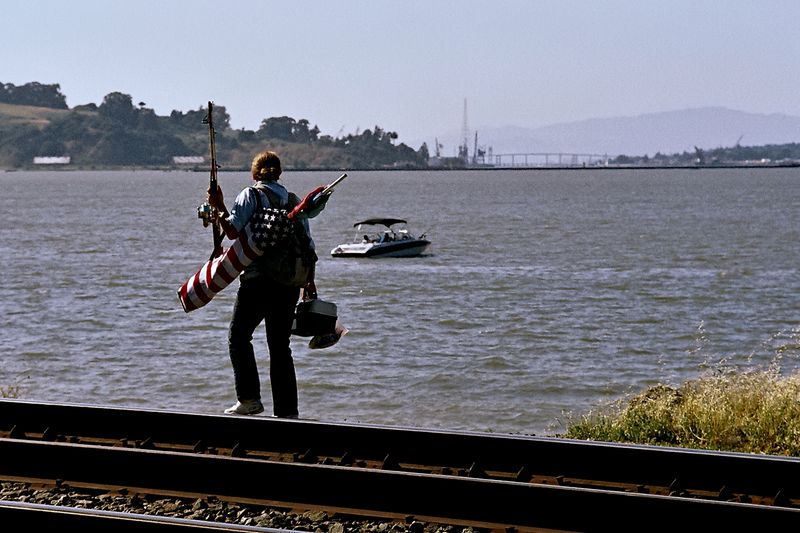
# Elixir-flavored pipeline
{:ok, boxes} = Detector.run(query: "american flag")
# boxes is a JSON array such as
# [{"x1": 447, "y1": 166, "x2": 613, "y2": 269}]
[{"x1": 177, "y1": 208, "x2": 293, "y2": 313}]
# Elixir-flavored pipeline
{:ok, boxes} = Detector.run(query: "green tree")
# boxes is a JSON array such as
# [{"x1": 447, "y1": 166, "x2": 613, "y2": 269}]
[
  {"x1": 237, "y1": 129, "x2": 256, "y2": 142},
  {"x1": 417, "y1": 142, "x2": 430, "y2": 161},
  {"x1": 294, "y1": 119, "x2": 320, "y2": 143},
  {"x1": 258, "y1": 116, "x2": 296, "y2": 140},
  {"x1": 98, "y1": 92, "x2": 136, "y2": 124},
  {"x1": 0, "y1": 81, "x2": 68, "y2": 109},
  {"x1": 169, "y1": 105, "x2": 230, "y2": 132}
]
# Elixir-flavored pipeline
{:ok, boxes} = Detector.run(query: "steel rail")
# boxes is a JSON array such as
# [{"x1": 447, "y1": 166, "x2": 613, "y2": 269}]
[
  {"x1": 0, "y1": 399, "x2": 798, "y2": 506},
  {"x1": 0, "y1": 500, "x2": 294, "y2": 532},
  {"x1": 1, "y1": 437, "x2": 799, "y2": 531}
]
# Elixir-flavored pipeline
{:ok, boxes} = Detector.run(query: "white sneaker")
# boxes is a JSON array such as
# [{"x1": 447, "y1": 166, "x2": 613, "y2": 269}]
[{"x1": 224, "y1": 399, "x2": 264, "y2": 415}]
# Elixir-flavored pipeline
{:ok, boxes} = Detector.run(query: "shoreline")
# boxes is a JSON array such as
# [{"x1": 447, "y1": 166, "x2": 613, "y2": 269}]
[{"x1": 3, "y1": 163, "x2": 800, "y2": 173}]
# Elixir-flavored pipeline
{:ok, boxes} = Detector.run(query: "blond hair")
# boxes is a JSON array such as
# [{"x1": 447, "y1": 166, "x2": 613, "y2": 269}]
[{"x1": 250, "y1": 151, "x2": 282, "y2": 181}]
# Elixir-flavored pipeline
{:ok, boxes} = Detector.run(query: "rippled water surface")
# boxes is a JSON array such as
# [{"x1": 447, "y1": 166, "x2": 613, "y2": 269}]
[{"x1": 1, "y1": 168, "x2": 798, "y2": 435}]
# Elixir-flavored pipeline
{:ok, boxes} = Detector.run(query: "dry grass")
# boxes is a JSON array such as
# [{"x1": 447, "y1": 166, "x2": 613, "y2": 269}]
[
  {"x1": 564, "y1": 369, "x2": 800, "y2": 456},
  {"x1": 0, "y1": 102, "x2": 67, "y2": 126}
]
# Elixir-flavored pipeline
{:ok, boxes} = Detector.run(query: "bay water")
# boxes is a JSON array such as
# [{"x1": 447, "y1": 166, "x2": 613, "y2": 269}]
[{"x1": 1, "y1": 168, "x2": 798, "y2": 436}]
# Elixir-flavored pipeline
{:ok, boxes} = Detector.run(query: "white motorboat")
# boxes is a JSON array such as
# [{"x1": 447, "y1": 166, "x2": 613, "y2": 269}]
[{"x1": 330, "y1": 218, "x2": 430, "y2": 258}]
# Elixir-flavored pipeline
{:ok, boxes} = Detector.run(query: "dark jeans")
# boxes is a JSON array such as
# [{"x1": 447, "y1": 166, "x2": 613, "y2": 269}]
[{"x1": 228, "y1": 276, "x2": 301, "y2": 417}]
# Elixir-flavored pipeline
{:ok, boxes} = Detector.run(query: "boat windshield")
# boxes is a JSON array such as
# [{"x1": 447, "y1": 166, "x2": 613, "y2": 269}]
[{"x1": 353, "y1": 218, "x2": 407, "y2": 228}]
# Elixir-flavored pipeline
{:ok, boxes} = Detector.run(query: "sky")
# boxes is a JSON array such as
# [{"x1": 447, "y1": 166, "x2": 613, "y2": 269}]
[{"x1": 3, "y1": 1, "x2": 799, "y2": 149}]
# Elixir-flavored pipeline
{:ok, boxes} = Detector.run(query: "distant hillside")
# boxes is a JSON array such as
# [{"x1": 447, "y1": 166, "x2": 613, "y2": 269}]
[
  {"x1": 426, "y1": 107, "x2": 800, "y2": 157},
  {"x1": 0, "y1": 84, "x2": 427, "y2": 170},
  {"x1": 0, "y1": 102, "x2": 426, "y2": 170}
]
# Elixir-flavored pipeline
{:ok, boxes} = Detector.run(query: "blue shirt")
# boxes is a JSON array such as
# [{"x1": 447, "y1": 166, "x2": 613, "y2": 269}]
[{"x1": 226, "y1": 179, "x2": 316, "y2": 249}]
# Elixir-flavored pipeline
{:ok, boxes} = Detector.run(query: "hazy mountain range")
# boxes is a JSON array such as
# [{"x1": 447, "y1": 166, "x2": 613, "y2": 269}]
[{"x1": 418, "y1": 107, "x2": 800, "y2": 157}]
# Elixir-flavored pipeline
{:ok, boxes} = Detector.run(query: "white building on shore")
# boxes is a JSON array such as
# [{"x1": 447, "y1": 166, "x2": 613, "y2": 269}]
[{"x1": 33, "y1": 156, "x2": 71, "y2": 165}]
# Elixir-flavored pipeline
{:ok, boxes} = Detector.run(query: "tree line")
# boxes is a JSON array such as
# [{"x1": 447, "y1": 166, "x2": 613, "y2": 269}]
[
  {"x1": 0, "y1": 82, "x2": 428, "y2": 169},
  {"x1": 611, "y1": 143, "x2": 800, "y2": 167},
  {"x1": 0, "y1": 81, "x2": 68, "y2": 109}
]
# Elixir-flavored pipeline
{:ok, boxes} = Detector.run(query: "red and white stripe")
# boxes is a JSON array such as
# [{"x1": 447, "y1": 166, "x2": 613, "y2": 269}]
[
  {"x1": 177, "y1": 225, "x2": 262, "y2": 313},
  {"x1": 177, "y1": 183, "x2": 330, "y2": 313}
]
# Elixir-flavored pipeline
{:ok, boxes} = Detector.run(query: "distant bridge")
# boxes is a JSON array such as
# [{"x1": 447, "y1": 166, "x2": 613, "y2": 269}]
[{"x1": 489, "y1": 152, "x2": 609, "y2": 167}]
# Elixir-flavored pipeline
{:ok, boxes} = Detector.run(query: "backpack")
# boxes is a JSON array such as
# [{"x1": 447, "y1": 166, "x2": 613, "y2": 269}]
[{"x1": 247, "y1": 185, "x2": 318, "y2": 287}]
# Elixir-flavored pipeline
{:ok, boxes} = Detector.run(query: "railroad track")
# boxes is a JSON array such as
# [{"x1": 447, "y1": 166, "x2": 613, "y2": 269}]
[
  {"x1": 0, "y1": 499, "x2": 282, "y2": 531},
  {"x1": 1, "y1": 399, "x2": 799, "y2": 531}
]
